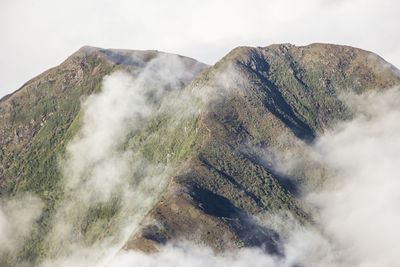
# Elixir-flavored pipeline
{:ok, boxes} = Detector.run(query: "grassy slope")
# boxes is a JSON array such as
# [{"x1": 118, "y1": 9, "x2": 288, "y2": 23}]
[
  {"x1": 0, "y1": 47, "x2": 206, "y2": 265},
  {"x1": 125, "y1": 43, "x2": 400, "y2": 253},
  {"x1": 0, "y1": 47, "x2": 120, "y2": 264},
  {"x1": 1, "y1": 43, "x2": 400, "y2": 263}
]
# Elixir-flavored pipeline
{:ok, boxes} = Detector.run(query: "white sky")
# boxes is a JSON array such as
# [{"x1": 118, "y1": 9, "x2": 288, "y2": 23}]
[{"x1": 1, "y1": 0, "x2": 399, "y2": 98}]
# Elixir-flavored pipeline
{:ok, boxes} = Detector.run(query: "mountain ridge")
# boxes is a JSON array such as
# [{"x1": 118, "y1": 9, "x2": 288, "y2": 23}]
[
  {"x1": 0, "y1": 43, "x2": 399, "y2": 265},
  {"x1": 123, "y1": 42, "x2": 400, "y2": 252}
]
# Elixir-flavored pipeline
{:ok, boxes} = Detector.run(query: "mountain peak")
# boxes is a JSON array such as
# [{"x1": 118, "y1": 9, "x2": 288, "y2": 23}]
[{"x1": 1, "y1": 43, "x2": 399, "y2": 265}]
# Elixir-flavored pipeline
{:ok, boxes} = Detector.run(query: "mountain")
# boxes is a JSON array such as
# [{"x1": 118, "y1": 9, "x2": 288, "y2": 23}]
[
  {"x1": 0, "y1": 43, "x2": 399, "y2": 266},
  {"x1": 123, "y1": 43, "x2": 400, "y2": 252},
  {"x1": 0, "y1": 46, "x2": 207, "y2": 265}
]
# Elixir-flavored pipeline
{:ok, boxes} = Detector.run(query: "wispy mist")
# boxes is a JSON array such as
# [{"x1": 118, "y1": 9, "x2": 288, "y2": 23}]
[
  {"x1": 39, "y1": 53, "x2": 205, "y2": 265},
  {"x1": 0, "y1": 194, "x2": 43, "y2": 256},
  {"x1": 308, "y1": 88, "x2": 400, "y2": 266}
]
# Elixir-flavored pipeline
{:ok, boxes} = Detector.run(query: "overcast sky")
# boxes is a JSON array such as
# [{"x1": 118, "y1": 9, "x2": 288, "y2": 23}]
[{"x1": 1, "y1": 0, "x2": 399, "y2": 98}]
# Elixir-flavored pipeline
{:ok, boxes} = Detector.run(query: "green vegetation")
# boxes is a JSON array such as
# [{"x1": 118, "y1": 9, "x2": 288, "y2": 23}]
[
  {"x1": 1, "y1": 43, "x2": 400, "y2": 264},
  {"x1": 0, "y1": 47, "x2": 207, "y2": 265},
  {"x1": 125, "y1": 43, "x2": 400, "y2": 252},
  {"x1": 0, "y1": 50, "x2": 116, "y2": 264}
]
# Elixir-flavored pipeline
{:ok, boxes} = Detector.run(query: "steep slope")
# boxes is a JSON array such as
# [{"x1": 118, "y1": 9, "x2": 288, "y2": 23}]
[
  {"x1": 0, "y1": 47, "x2": 207, "y2": 265},
  {"x1": 124, "y1": 43, "x2": 400, "y2": 253},
  {"x1": 1, "y1": 43, "x2": 400, "y2": 266}
]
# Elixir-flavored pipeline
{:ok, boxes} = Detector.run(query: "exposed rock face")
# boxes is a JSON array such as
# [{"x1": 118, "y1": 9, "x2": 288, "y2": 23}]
[{"x1": 1, "y1": 43, "x2": 399, "y2": 265}]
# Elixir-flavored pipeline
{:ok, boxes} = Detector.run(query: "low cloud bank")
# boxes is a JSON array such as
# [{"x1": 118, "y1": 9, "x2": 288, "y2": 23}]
[{"x1": 308, "y1": 88, "x2": 400, "y2": 266}]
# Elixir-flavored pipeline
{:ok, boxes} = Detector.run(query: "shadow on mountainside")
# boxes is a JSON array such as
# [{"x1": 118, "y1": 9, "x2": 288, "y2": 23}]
[
  {"x1": 190, "y1": 186, "x2": 282, "y2": 256},
  {"x1": 240, "y1": 53, "x2": 316, "y2": 143}
]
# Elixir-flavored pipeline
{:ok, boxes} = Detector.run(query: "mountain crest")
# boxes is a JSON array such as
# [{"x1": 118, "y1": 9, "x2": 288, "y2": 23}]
[{"x1": 0, "y1": 43, "x2": 399, "y2": 265}]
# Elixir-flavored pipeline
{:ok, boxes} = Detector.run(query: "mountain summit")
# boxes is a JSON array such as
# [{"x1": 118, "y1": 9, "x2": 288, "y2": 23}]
[{"x1": 0, "y1": 43, "x2": 399, "y2": 266}]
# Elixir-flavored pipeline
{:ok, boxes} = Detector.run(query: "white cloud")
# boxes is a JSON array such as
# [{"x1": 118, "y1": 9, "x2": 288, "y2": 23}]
[
  {"x1": 1, "y1": 0, "x2": 400, "y2": 97},
  {"x1": 40, "y1": 53, "x2": 205, "y2": 264},
  {"x1": 307, "y1": 88, "x2": 400, "y2": 267},
  {"x1": 0, "y1": 194, "x2": 43, "y2": 254}
]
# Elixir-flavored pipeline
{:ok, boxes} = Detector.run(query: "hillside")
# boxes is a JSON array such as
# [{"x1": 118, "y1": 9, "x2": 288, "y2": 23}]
[
  {"x1": 0, "y1": 46, "x2": 207, "y2": 265},
  {"x1": 124, "y1": 43, "x2": 400, "y2": 253},
  {"x1": 1, "y1": 43, "x2": 399, "y2": 266}
]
